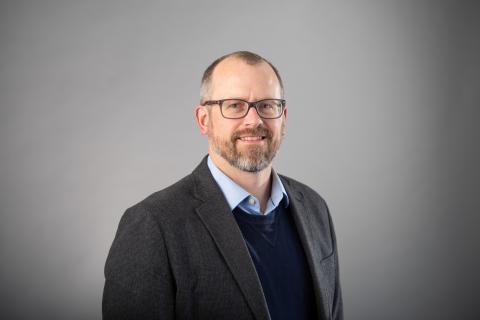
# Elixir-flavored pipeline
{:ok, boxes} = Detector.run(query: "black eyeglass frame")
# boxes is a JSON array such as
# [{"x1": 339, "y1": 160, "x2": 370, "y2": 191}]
[{"x1": 202, "y1": 98, "x2": 286, "y2": 119}]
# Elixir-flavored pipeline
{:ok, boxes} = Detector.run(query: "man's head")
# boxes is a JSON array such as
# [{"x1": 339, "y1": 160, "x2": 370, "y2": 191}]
[
  {"x1": 195, "y1": 51, "x2": 287, "y2": 173},
  {"x1": 200, "y1": 51, "x2": 284, "y2": 105}
]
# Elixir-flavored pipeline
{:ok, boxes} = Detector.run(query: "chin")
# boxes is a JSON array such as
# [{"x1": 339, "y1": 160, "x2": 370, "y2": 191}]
[{"x1": 232, "y1": 154, "x2": 273, "y2": 173}]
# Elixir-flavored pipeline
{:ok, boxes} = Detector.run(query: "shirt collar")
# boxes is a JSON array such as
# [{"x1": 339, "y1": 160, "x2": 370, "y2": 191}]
[{"x1": 207, "y1": 155, "x2": 289, "y2": 214}]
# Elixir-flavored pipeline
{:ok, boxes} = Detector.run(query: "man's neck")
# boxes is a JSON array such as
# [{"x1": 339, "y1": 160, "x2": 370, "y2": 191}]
[{"x1": 209, "y1": 151, "x2": 272, "y2": 213}]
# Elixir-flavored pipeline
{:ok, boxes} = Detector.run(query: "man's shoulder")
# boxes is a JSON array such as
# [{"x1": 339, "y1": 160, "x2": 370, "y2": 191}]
[
  {"x1": 278, "y1": 173, "x2": 330, "y2": 216},
  {"x1": 279, "y1": 174, "x2": 326, "y2": 201},
  {"x1": 125, "y1": 172, "x2": 199, "y2": 220}
]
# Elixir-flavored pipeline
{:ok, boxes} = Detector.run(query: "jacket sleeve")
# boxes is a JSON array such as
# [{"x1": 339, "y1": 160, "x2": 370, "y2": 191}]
[
  {"x1": 329, "y1": 207, "x2": 343, "y2": 320},
  {"x1": 102, "y1": 205, "x2": 175, "y2": 320}
]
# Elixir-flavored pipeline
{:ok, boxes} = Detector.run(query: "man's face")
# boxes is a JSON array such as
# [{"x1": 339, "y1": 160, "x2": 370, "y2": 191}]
[{"x1": 205, "y1": 58, "x2": 286, "y2": 172}]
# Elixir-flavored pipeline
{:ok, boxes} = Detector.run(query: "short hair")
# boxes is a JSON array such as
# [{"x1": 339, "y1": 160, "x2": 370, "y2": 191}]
[{"x1": 200, "y1": 51, "x2": 284, "y2": 104}]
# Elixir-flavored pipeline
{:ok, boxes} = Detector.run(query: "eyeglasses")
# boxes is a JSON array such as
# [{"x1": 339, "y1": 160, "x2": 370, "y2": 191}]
[{"x1": 202, "y1": 99, "x2": 286, "y2": 119}]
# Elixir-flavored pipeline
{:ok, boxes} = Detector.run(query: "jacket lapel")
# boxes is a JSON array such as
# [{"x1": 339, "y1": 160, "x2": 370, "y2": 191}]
[
  {"x1": 192, "y1": 157, "x2": 270, "y2": 320},
  {"x1": 281, "y1": 179, "x2": 331, "y2": 320}
]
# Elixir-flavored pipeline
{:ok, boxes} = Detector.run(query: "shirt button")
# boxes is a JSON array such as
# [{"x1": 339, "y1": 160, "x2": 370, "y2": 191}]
[{"x1": 248, "y1": 197, "x2": 256, "y2": 205}]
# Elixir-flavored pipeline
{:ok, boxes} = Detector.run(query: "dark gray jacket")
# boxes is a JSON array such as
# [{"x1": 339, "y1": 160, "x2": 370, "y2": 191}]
[{"x1": 103, "y1": 156, "x2": 343, "y2": 320}]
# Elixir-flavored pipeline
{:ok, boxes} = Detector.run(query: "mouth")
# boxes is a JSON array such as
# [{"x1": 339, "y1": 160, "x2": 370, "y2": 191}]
[
  {"x1": 236, "y1": 135, "x2": 266, "y2": 144},
  {"x1": 238, "y1": 136, "x2": 266, "y2": 141},
  {"x1": 233, "y1": 127, "x2": 271, "y2": 145}
]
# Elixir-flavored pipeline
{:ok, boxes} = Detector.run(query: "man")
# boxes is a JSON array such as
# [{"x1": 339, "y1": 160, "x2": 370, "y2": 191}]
[{"x1": 103, "y1": 51, "x2": 343, "y2": 320}]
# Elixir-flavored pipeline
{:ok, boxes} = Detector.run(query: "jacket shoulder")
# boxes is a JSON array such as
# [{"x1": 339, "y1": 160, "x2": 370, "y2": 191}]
[
  {"x1": 125, "y1": 172, "x2": 200, "y2": 221},
  {"x1": 279, "y1": 174, "x2": 328, "y2": 207}
]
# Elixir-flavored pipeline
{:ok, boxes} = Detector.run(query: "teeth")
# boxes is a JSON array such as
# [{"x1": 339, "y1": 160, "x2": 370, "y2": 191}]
[{"x1": 240, "y1": 136, "x2": 263, "y2": 141}]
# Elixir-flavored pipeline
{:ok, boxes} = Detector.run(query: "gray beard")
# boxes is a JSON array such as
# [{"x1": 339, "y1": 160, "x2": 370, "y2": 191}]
[
  {"x1": 207, "y1": 121, "x2": 283, "y2": 173},
  {"x1": 209, "y1": 126, "x2": 282, "y2": 172},
  {"x1": 210, "y1": 141, "x2": 274, "y2": 172}
]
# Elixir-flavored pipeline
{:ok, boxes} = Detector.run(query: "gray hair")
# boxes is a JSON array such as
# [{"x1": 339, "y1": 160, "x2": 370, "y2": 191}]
[{"x1": 199, "y1": 51, "x2": 284, "y2": 104}]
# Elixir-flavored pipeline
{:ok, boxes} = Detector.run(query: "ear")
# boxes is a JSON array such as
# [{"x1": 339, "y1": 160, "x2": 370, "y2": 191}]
[
  {"x1": 281, "y1": 105, "x2": 288, "y2": 136},
  {"x1": 195, "y1": 105, "x2": 209, "y2": 134}
]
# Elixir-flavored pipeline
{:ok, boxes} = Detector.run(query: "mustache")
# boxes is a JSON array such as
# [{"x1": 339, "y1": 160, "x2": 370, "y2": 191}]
[{"x1": 231, "y1": 126, "x2": 272, "y2": 141}]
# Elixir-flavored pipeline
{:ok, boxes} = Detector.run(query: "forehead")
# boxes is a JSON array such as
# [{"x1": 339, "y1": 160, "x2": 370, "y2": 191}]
[{"x1": 209, "y1": 57, "x2": 281, "y2": 99}]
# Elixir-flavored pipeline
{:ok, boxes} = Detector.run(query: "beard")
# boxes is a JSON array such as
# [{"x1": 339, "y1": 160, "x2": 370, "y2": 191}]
[{"x1": 209, "y1": 123, "x2": 283, "y2": 173}]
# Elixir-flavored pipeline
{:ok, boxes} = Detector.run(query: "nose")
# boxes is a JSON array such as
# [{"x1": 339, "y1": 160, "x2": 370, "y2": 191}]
[{"x1": 242, "y1": 105, "x2": 263, "y2": 127}]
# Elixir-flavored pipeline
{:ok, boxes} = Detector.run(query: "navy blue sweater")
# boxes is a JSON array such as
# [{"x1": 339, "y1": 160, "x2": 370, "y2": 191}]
[{"x1": 233, "y1": 205, "x2": 317, "y2": 320}]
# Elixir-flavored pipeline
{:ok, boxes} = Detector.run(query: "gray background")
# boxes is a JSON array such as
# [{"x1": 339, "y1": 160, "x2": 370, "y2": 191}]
[{"x1": 1, "y1": 0, "x2": 479, "y2": 319}]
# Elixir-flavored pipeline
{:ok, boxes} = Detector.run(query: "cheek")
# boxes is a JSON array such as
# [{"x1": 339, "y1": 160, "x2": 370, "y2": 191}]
[
  {"x1": 210, "y1": 120, "x2": 235, "y2": 139},
  {"x1": 272, "y1": 122, "x2": 285, "y2": 137}
]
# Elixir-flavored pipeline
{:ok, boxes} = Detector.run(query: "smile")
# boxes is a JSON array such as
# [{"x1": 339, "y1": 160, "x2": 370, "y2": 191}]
[{"x1": 238, "y1": 136, "x2": 265, "y2": 141}]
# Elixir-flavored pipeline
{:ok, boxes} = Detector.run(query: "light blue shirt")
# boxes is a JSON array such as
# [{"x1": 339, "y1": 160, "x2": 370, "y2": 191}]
[{"x1": 207, "y1": 156, "x2": 289, "y2": 215}]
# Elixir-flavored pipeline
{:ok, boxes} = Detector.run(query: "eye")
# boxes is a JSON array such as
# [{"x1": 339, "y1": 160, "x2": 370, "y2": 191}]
[
  {"x1": 258, "y1": 102, "x2": 274, "y2": 110},
  {"x1": 224, "y1": 100, "x2": 246, "y2": 111},
  {"x1": 227, "y1": 103, "x2": 241, "y2": 109}
]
